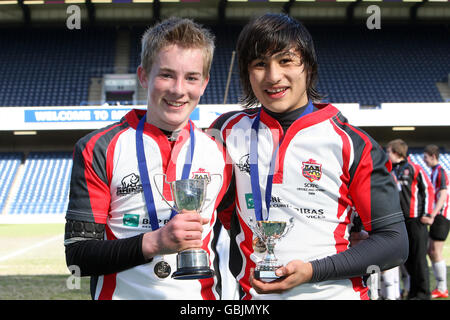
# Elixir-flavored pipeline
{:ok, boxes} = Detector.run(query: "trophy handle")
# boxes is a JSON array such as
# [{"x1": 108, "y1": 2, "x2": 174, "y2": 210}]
[
  {"x1": 279, "y1": 217, "x2": 294, "y2": 240},
  {"x1": 199, "y1": 173, "x2": 223, "y2": 213},
  {"x1": 248, "y1": 217, "x2": 264, "y2": 240},
  {"x1": 152, "y1": 173, "x2": 179, "y2": 213}
]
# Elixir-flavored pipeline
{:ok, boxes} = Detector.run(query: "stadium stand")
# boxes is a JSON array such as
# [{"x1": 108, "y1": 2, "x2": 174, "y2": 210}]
[
  {"x1": 0, "y1": 24, "x2": 447, "y2": 107},
  {"x1": 0, "y1": 27, "x2": 116, "y2": 107},
  {"x1": 0, "y1": 152, "x2": 23, "y2": 214},
  {"x1": 129, "y1": 24, "x2": 449, "y2": 106},
  {"x1": 6, "y1": 152, "x2": 72, "y2": 215}
]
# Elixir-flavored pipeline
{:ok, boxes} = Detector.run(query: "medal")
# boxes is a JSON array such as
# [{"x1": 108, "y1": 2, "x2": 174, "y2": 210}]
[
  {"x1": 154, "y1": 260, "x2": 171, "y2": 279},
  {"x1": 252, "y1": 237, "x2": 267, "y2": 253}
]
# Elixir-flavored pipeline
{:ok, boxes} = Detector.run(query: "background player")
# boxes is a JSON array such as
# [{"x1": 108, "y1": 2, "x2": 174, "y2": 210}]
[
  {"x1": 64, "y1": 17, "x2": 232, "y2": 300},
  {"x1": 386, "y1": 139, "x2": 434, "y2": 300},
  {"x1": 423, "y1": 144, "x2": 449, "y2": 299}
]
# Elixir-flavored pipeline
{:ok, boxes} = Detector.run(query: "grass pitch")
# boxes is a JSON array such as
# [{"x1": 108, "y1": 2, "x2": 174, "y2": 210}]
[{"x1": 0, "y1": 223, "x2": 449, "y2": 300}]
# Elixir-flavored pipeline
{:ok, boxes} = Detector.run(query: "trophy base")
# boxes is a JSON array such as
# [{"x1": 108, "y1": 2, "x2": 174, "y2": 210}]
[
  {"x1": 254, "y1": 270, "x2": 281, "y2": 282},
  {"x1": 172, "y1": 267, "x2": 215, "y2": 280}
]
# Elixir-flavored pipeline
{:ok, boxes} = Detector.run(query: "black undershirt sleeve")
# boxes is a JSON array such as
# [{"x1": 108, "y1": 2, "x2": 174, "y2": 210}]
[
  {"x1": 309, "y1": 220, "x2": 408, "y2": 282},
  {"x1": 65, "y1": 220, "x2": 151, "y2": 276}
]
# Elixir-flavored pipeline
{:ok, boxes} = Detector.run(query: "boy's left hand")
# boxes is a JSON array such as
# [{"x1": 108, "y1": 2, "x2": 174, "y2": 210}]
[{"x1": 249, "y1": 260, "x2": 313, "y2": 294}]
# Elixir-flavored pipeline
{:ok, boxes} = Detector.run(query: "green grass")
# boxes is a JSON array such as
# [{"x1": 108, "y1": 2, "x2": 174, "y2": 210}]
[{"x1": 0, "y1": 223, "x2": 449, "y2": 300}]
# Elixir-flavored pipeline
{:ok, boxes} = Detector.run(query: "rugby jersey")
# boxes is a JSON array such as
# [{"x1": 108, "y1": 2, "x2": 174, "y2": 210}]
[
  {"x1": 211, "y1": 103, "x2": 403, "y2": 300},
  {"x1": 392, "y1": 159, "x2": 434, "y2": 219},
  {"x1": 66, "y1": 109, "x2": 232, "y2": 300},
  {"x1": 430, "y1": 164, "x2": 449, "y2": 219}
]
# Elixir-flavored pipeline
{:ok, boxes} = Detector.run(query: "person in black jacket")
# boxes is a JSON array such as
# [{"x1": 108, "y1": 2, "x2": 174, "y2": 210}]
[{"x1": 386, "y1": 139, "x2": 434, "y2": 300}]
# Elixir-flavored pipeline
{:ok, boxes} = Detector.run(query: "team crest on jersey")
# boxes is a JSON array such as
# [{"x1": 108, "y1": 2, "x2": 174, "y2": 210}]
[
  {"x1": 116, "y1": 173, "x2": 143, "y2": 196},
  {"x1": 302, "y1": 159, "x2": 322, "y2": 182},
  {"x1": 237, "y1": 154, "x2": 250, "y2": 173},
  {"x1": 191, "y1": 168, "x2": 211, "y2": 182}
]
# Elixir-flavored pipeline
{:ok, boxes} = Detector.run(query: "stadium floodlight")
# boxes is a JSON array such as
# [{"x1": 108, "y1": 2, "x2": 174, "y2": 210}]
[
  {"x1": 23, "y1": 0, "x2": 44, "y2": 4},
  {"x1": 13, "y1": 131, "x2": 37, "y2": 135},
  {"x1": 132, "y1": 0, "x2": 153, "y2": 2},
  {"x1": 0, "y1": 1, "x2": 18, "y2": 4},
  {"x1": 91, "y1": 0, "x2": 112, "y2": 2},
  {"x1": 65, "y1": 0, "x2": 86, "y2": 4},
  {"x1": 392, "y1": 127, "x2": 416, "y2": 131}
]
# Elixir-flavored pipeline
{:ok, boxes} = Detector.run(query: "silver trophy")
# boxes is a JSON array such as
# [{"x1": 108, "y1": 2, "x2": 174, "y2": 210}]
[
  {"x1": 154, "y1": 173, "x2": 221, "y2": 280},
  {"x1": 248, "y1": 217, "x2": 294, "y2": 281}
]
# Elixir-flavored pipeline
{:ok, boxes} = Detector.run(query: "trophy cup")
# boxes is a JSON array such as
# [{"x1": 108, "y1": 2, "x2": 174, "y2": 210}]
[
  {"x1": 248, "y1": 217, "x2": 294, "y2": 281},
  {"x1": 153, "y1": 173, "x2": 221, "y2": 280}
]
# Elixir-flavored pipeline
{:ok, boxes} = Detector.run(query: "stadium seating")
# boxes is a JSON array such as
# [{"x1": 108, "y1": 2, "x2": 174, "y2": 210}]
[
  {"x1": 1, "y1": 24, "x2": 448, "y2": 107},
  {"x1": 0, "y1": 27, "x2": 116, "y2": 107},
  {"x1": 0, "y1": 152, "x2": 23, "y2": 214},
  {"x1": 129, "y1": 24, "x2": 450, "y2": 106},
  {"x1": 6, "y1": 152, "x2": 72, "y2": 215}
]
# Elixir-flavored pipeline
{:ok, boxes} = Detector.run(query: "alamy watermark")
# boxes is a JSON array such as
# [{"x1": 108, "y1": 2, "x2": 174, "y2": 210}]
[
  {"x1": 367, "y1": 265, "x2": 381, "y2": 300},
  {"x1": 66, "y1": 265, "x2": 81, "y2": 290},
  {"x1": 366, "y1": 5, "x2": 381, "y2": 30},
  {"x1": 66, "y1": 5, "x2": 81, "y2": 30}
]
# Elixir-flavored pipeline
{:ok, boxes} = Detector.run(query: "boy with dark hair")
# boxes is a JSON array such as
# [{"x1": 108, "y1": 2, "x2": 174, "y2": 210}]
[{"x1": 211, "y1": 13, "x2": 408, "y2": 300}]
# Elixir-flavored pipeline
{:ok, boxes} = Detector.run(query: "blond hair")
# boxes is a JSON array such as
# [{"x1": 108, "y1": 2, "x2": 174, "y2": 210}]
[{"x1": 140, "y1": 17, "x2": 215, "y2": 78}]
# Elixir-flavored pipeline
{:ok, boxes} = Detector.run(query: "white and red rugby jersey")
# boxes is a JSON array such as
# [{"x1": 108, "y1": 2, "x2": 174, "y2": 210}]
[
  {"x1": 212, "y1": 103, "x2": 403, "y2": 300},
  {"x1": 66, "y1": 109, "x2": 232, "y2": 300},
  {"x1": 431, "y1": 164, "x2": 449, "y2": 219}
]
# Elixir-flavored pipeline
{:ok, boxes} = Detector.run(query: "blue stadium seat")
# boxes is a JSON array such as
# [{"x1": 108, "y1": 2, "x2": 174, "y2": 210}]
[{"x1": 7, "y1": 152, "x2": 72, "y2": 215}]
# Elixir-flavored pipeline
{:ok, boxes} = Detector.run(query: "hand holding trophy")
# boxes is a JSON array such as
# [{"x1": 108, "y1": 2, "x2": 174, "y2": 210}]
[
  {"x1": 248, "y1": 217, "x2": 294, "y2": 281},
  {"x1": 154, "y1": 173, "x2": 222, "y2": 280}
]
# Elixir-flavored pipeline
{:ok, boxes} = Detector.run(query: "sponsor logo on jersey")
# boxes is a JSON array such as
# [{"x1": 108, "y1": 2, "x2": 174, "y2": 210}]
[
  {"x1": 245, "y1": 193, "x2": 254, "y2": 209},
  {"x1": 293, "y1": 207, "x2": 325, "y2": 219},
  {"x1": 123, "y1": 214, "x2": 140, "y2": 227},
  {"x1": 302, "y1": 159, "x2": 322, "y2": 182},
  {"x1": 244, "y1": 193, "x2": 289, "y2": 209},
  {"x1": 191, "y1": 168, "x2": 211, "y2": 182},
  {"x1": 117, "y1": 173, "x2": 144, "y2": 196},
  {"x1": 237, "y1": 154, "x2": 250, "y2": 173}
]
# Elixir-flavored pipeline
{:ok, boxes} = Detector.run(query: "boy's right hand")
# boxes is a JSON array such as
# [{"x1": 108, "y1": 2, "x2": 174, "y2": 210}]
[{"x1": 141, "y1": 210, "x2": 209, "y2": 259}]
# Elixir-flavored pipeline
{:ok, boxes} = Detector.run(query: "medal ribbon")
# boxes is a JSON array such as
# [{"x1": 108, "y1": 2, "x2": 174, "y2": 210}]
[
  {"x1": 249, "y1": 101, "x2": 313, "y2": 221},
  {"x1": 136, "y1": 113, "x2": 195, "y2": 231}
]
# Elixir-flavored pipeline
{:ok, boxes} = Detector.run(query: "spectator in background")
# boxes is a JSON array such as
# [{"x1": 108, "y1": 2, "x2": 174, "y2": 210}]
[
  {"x1": 423, "y1": 144, "x2": 449, "y2": 299},
  {"x1": 386, "y1": 139, "x2": 434, "y2": 300}
]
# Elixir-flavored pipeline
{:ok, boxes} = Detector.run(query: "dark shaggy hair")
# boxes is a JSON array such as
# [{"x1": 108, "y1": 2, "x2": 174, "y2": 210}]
[{"x1": 236, "y1": 13, "x2": 323, "y2": 108}]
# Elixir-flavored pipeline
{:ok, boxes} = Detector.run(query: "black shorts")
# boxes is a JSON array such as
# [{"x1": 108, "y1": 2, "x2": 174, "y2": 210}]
[{"x1": 429, "y1": 214, "x2": 450, "y2": 241}]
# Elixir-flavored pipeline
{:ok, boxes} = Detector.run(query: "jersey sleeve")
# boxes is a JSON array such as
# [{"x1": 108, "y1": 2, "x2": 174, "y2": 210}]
[
  {"x1": 346, "y1": 128, "x2": 404, "y2": 232},
  {"x1": 66, "y1": 131, "x2": 112, "y2": 224},
  {"x1": 437, "y1": 167, "x2": 448, "y2": 190}
]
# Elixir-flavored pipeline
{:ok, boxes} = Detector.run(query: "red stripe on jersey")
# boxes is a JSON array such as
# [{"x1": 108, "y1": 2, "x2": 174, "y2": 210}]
[
  {"x1": 82, "y1": 121, "x2": 126, "y2": 224},
  {"x1": 236, "y1": 212, "x2": 256, "y2": 300},
  {"x1": 222, "y1": 112, "x2": 258, "y2": 145},
  {"x1": 199, "y1": 229, "x2": 216, "y2": 300},
  {"x1": 274, "y1": 104, "x2": 339, "y2": 184},
  {"x1": 350, "y1": 277, "x2": 369, "y2": 300},
  {"x1": 335, "y1": 117, "x2": 375, "y2": 232},
  {"x1": 422, "y1": 169, "x2": 435, "y2": 214},
  {"x1": 98, "y1": 224, "x2": 118, "y2": 300},
  {"x1": 106, "y1": 127, "x2": 128, "y2": 185},
  {"x1": 409, "y1": 166, "x2": 419, "y2": 218}
]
